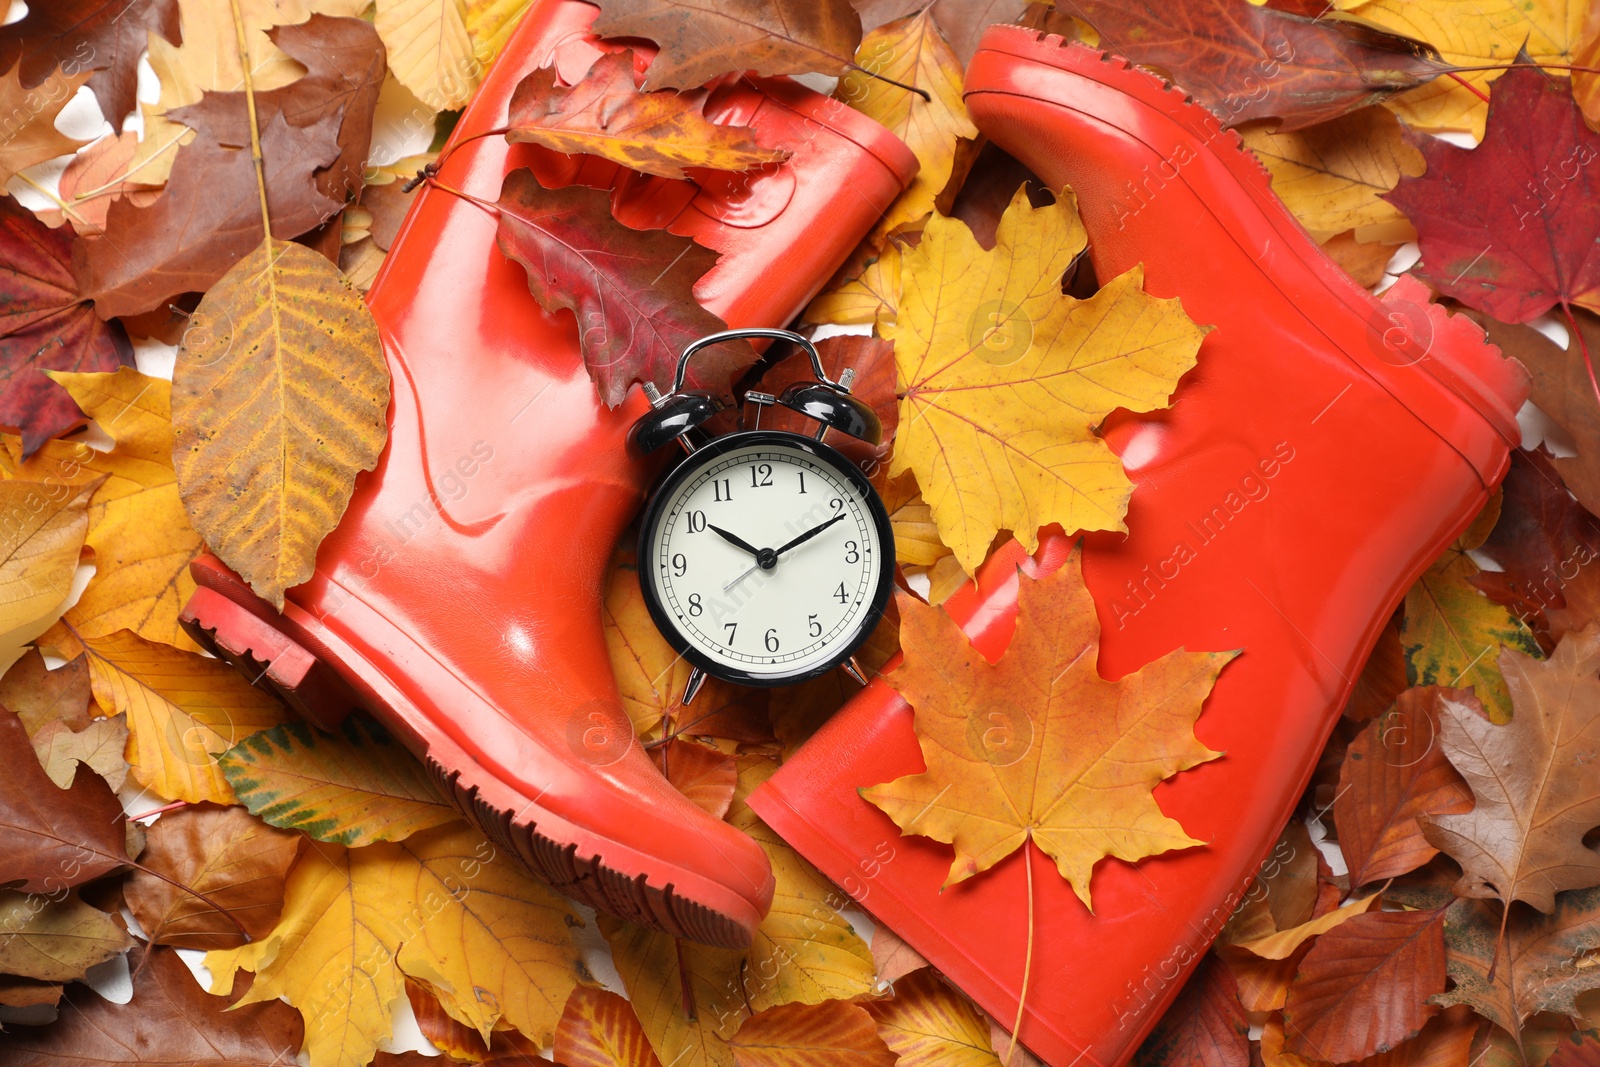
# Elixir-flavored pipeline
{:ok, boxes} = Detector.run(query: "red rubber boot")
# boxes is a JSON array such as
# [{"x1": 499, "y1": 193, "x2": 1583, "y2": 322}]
[
  {"x1": 178, "y1": 0, "x2": 916, "y2": 949},
  {"x1": 750, "y1": 26, "x2": 1526, "y2": 1063}
]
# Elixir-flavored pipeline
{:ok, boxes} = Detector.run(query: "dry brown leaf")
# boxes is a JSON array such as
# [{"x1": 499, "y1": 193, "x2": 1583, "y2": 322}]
[
  {"x1": 727, "y1": 1001, "x2": 898, "y2": 1067},
  {"x1": 30, "y1": 716, "x2": 129, "y2": 792},
  {"x1": 0, "y1": 65, "x2": 90, "y2": 186}
]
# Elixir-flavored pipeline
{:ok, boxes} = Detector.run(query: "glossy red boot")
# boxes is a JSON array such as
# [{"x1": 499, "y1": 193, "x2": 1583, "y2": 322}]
[
  {"x1": 750, "y1": 26, "x2": 1526, "y2": 1063},
  {"x1": 178, "y1": 0, "x2": 916, "y2": 948}
]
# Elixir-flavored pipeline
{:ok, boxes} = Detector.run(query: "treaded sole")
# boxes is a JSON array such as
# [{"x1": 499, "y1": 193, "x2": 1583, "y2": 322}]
[{"x1": 181, "y1": 557, "x2": 756, "y2": 949}]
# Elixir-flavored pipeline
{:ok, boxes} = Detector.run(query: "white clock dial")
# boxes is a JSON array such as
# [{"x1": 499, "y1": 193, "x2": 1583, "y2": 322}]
[{"x1": 645, "y1": 436, "x2": 889, "y2": 681}]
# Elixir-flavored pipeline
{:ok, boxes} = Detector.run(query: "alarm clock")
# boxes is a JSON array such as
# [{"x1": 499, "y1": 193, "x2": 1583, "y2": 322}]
[{"x1": 629, "y1": 328, "x2": 896, "y2": 704}]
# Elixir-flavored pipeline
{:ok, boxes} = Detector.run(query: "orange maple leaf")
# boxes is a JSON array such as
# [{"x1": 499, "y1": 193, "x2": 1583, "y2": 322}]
[{"x1": 861, "y1": 546, "x2": 1236, "y2": 909}]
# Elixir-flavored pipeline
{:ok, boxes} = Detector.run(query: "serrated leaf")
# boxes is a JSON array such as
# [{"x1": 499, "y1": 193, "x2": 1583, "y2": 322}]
[
  {"x1": 886, "y1": 189, "x2": 1208, "y2": 573},
  {"x1": 210, "y1": 826, "x2": 585, "y2": 1067},
  {"x1": 836, "y1": 11, "x2": 977, "y2": 237},
  {"x1": 506, "y1": 50, "x2": 786, "y2": 180},
  {"x1": 172, "y1": 237, "x2": 390, "y2": 609},
  {"x1": 219, "y1": 716, "x2": 462, "y2": 846},
  {"x1": 864, "y1": 968, "x2": 1000, "y2": 1067},
  {"x1": 79, "y1": 628, "x2": 293, "y2": 804},
  {"x1": 48, "y1": 368, "x2": 205, "y2": 650}
]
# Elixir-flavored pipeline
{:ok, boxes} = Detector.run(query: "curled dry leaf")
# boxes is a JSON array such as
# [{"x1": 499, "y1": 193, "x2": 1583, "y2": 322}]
[
  {"x1": 1061, "y1": 0, "x2": 1442, "y2": 130},
  {"x1": 1338, "y1": 0, "x2": 1584, "y2": 138},
  {"x1": 1133, "y1": 955, "x2": 1248, "y2": 1067},
  {"x1": 494, "y1": 168, "x2": 753, "y2": 407},
  {"x1": 31, "y1": 715, "x2": 130, "y2": 792},
  {"x1": 555, "y1": 984, "x2": 665, "y2": 1067},
  {"x1": 862, "y1": 549, "x2": 1231, "y2": 904},
  {"x1": 0, "y1": 888, "x2": 132, "y2": 982},
  {"x1": 1400, "y1": 491, "x2": 1538, "y2": 724},
  {"x1": 835, "y1": 10, "x2": 978, "y2": 238},
  {"x1": 1334, "y1": 687, "x2": 1474, "y2": 888},
  {"x1": 506, "y1": 50, "x2": 787, "y2": 180},
  {"x1": 1280, "y1": 907, "x2": 1448, "y2": 1062},
  {"x1": 592, "y1": 0, "x2": 864, "y2": 92},
  {"x1": 0, "y1": 477, "x2": 97, "y2": 635},
  {"x1": 0, "y1": 945, "x2": 304, "y2": 1067},
  {"x1": 0, "y1": 0, "x2": 179, "y2": 125},
  {"x1": 864, "y1": 967, "x2": 1002, "y2": 1067},
  {"x1": 887, "y1": 188, "x2": 1207, "y2": 574},
  {"x1": 1423, "y1": 628, "x2": 1600, "y2": 912},
  {"x1": 652, "y1": 738, "x2": 737, "y2": 819},
  {"x1": 78, "y1": 628, "x2": 293, "y2": 805},
  {"x1": 1230, "y1": 893, "x2": 1379, "y2": 960},
  {"x1": 172, "y1": 237, "x2": 389, "y2": 609},
  {"x1": 0, "y1": 65, "x2": 89, "y2": 187},
  {"x1": 46, "y1": 369, "x2": 205, "y2": 650},
  {"x1": 0, "y1": 197, "x2": 134, "y2": 457},
  {"x1": 124, "y1": 804, "x2": 301, "y2": 949},
  {"x1": 218, "y1": 715, "x2": 462, "y2": 846},
  {"x1": 405, "y1": 976, "x2": 544, "y2": 1063},
  {"x1": 1240, "y1": 106, "x2": 1423, "y2": 242},
  {"x1": 1433, "y1": 888, "x2": 1600, "y2": 1046},
  {"x1": 208, "y1": 826, "x2": 585, "y2": 1067},
  {"x1": 0, "y1": 707, "x2": 128, "y2": 894},
  {"x1": 1384, "y1": 64, "x2": 1600, "y2": 325},
  {"x1": 727, "y1": 1001, "x2": 898, "y2": 1067}
]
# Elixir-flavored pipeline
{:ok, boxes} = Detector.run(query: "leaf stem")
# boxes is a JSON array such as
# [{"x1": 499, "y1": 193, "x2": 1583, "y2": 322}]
[
  {"x1": 422, "y1": 176, "x2": 503, "y2": 222},
  {"x1": 128, "y1": 799, "x2": 190, "y2": 821},
  {"x1": 16, "y1": 173, "x2": 93, "y2": 229},
  {"x1": 1444, "y1": 71, "x2": 1491, "y2": 103},
  {"x1": 848, "y1": 63, "x2": 932, "y2": 102},
  {"x1": 431, "y1": 126, "x2": 511, "y2": 176},
  {"x1": 1007, "y1": 835, "x2": 1035, "y2": 1064},
  {"x1": 1563, "y1": 302, "x2": 1600, "y2": 409},
  {"x1": 227, "y1": 0, "x2": 272, "y2": 238}
]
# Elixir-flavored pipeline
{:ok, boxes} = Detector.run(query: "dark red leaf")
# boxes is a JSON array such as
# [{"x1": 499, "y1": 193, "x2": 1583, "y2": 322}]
[
  {"x1": 0, "y1": 0, "x2": 181, "y2": 125},
  {"x1": 1385, "y1": 64, "x2": 1600, "y2": 323},
  {"x1": 1057, "y1": 0, "x2": 1442, "y2": 130},
  {"x1": 493, "y1": 168, "x2": 754, "y2": 406},
  {"x1": 1135, "y1": 955, "x2": 1249, "y2": 1067},
  {"x1": 0, "y1": 196, "x2": 133, "y2": 455}
]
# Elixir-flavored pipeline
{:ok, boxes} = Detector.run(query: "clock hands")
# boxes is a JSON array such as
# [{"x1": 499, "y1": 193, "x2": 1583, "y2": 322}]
[
  {"x1": 771, "y1": 513, "x2": 847, "y2": 556},
  {"x1": 707, "y1": 523, "x2": 761, "y2": 559},
  {"x1": 721, "y1": 513, "x2": 850, "y2": 592}
]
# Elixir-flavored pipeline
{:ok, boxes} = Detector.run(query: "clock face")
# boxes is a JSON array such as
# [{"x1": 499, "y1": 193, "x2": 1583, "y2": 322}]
[{"x1": 639, "y1": 432, "x2": 894, "y2": 685}]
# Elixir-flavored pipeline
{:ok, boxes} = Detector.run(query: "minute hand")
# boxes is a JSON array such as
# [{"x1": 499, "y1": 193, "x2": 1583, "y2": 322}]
[{"x1": 773, "y1": 513, "x2": 848, "y2": 556}]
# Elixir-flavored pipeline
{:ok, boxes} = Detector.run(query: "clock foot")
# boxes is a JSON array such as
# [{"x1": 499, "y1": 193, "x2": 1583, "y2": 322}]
[
  {"x1": 681, "y1": 668, "x2": 708, "y2": 706},
  {"x1": 842, "y1": 657, "x2": 869, "y2": 686}
]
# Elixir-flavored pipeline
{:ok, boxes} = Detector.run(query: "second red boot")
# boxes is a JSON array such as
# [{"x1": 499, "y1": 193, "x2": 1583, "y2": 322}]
[
  {"x1": 751, "y1": 26, "x2": 1527, "y2": 1064},
  {"x1": 178, "y1": 0, "x2": 916, "y2": 949}
]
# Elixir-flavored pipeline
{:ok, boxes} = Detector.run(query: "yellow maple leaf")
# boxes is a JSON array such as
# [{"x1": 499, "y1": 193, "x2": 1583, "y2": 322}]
[
  {"x1": 209, "y1": 825, "x2": 585, "y2": 1067},
  {"x1": 47, "y1": 369, "x2": 205, "y2": 650},
  {"x1": 805, "y1": 241, "x2": 902, "y2": 328},
  {"x1": 1241, "y1": 106, "x2": 1423, "y2": 242},
  {"x1": 1336, "y1": 0, "x2": 1584, "y2": 137},
  {"x1": 837, "y1": 11, "x2": 978, "y2": 238},
  {"x1": 862, "y1": 548, "x2": 1234, "y2": 906},
  {"x1": 886, "y1": 189, "x2": 1209, "y2": 574},
  {"x1": 77, "y1": 629, "x2": 292, "y2": 804}
]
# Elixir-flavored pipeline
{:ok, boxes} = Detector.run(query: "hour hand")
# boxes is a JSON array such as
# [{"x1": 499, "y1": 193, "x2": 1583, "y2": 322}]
[{"x1": 707, "y1": 523, "x2": 762, "y2": 558}]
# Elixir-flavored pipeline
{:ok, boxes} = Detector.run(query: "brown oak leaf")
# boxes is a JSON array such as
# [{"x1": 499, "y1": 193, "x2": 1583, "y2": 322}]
[
  {"x1": 1422, "y1": 628, "x2": 1600, "y2": 912},
  {"x1": 0, "y1": 65, "x2": 90, "y2": 186},
  {"x1": 0, "y1": 0, "x2": 181, "y2": 124}
]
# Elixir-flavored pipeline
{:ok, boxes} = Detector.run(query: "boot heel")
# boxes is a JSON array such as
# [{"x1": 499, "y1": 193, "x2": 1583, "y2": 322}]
[{"x1": 180, "y1": 573, "x2": 358, "y2": 731}]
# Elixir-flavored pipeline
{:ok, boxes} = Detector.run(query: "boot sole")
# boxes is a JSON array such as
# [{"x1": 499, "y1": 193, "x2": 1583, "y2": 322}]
[
  {"x1": 965, "y1": 27, "x2": 1525, "y2": 473},
  {"x1": 180, "y1": 557, "x2": 763, "y2": 948}
]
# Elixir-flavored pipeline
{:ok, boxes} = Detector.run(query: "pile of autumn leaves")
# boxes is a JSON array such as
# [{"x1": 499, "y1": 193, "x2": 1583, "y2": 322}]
[{"x1": 4, "y1": 0, "x2": 1600, "y2": 1066}]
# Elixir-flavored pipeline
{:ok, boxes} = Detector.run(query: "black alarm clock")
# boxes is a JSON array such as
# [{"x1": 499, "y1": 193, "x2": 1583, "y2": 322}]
[{"x1": 628, "y1": 328, "x2": 895, "y2": 704}]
